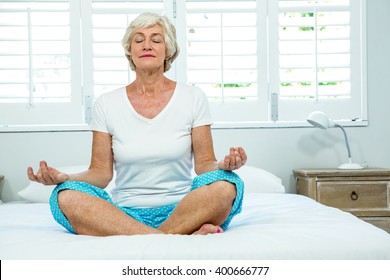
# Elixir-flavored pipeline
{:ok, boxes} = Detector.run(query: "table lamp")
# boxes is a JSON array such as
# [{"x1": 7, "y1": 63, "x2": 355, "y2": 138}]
[{"x1": 307, "y1": 111, "x2": 364, "y2": 169}]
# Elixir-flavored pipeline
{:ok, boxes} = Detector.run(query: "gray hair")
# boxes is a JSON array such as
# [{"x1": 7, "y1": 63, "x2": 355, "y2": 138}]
[{"x1": 122, "y1": 12, "x2": 180, "y2": 72}]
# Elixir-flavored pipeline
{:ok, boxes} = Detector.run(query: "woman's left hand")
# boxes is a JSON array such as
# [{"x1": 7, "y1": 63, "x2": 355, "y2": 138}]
[{"x1": 218, "y1": 147, "x2": 247, "y2": 171}]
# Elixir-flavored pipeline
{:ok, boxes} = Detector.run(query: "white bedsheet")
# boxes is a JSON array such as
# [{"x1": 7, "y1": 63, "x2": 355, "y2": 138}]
[{"x1": 1, "y1": 193, "x2": 389, "y2": 260}]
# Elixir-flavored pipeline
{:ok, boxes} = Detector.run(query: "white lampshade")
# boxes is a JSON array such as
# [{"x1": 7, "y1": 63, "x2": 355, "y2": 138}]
[{"x1": 307, "y1": 111, "x2": 335, "y2": 129}]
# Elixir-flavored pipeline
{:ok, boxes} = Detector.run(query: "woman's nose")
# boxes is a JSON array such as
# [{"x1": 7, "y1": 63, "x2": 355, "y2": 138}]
[{"x1": 143, "y1": 40, "x2": 152, "y2": 50}]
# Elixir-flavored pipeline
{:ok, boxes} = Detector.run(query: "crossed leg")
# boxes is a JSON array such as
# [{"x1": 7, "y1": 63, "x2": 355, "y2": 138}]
[
  {"x1": 158, "y1": 180, "x2": 236, "y2": 234},
  {"x1": 57, "y1": 180, "x2": 236, "y2": 236},
  {"x1": 57, "y1": 190, "x2": 162, "y2": 236}
]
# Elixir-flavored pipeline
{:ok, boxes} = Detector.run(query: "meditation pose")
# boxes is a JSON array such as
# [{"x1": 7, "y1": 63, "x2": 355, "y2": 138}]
[{"x1": 27, "y1": 12, "x2": 247, "y2": 236}]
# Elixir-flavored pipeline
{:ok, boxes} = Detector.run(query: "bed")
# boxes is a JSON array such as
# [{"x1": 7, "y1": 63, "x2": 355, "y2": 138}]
[{"x1": 1, "y1": 165, "x2": 390, "y2": 260}]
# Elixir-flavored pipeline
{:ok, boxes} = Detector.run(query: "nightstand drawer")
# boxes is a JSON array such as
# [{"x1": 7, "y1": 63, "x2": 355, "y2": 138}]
[
  {"x1": 361, "y1": 217, "x2": 390, "y2": 233},
  {"x1": 316, "y1": 181, "x2": 389, "y2": 210}
]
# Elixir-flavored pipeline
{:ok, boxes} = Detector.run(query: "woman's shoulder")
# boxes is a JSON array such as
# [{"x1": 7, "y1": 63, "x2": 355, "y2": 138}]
[
  {"x1": 95, "y1": 87, "x2": 126, "y2": 103},
  {"x1": 176, "y1": 83, "x2": 206, "y2": 98}
]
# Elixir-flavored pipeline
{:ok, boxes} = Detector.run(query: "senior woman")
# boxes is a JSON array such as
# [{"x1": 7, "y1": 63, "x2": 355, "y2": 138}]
[{"x1": 27, "y1": 12, "x2": 247, "y2": 236}]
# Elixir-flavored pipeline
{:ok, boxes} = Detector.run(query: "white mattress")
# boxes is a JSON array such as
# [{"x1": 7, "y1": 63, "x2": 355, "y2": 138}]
[{"x1": 1, "y1": 193, "x2": 389, "y2": 260}]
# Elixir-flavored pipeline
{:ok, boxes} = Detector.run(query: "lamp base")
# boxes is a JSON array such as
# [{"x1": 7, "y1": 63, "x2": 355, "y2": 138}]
[{"x1": 338, "y1": 163, "x2": 365, "y2": 169}]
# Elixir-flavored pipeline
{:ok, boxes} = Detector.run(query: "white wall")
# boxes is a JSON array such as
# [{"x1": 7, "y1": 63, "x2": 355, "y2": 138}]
[{"x1": 1, "y1": 0, "x2": 389, "y2": 201}]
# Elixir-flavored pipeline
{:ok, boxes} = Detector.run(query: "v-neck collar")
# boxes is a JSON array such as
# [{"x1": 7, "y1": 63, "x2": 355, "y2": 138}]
[{"x1": 122, "y1": 83, "x2": 178, "y2": 122}]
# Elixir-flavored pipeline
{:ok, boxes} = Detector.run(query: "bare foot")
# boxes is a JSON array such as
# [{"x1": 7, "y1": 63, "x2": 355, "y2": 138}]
[{"x1": 192, "y1": 224, "x2": 223, "y2": 235}]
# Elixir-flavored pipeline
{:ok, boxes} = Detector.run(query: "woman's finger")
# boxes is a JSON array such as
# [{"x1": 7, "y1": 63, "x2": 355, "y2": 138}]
[
  {"x1": 27, "y1": 167, "x2": 38, "y2": 182},
  {"x1": 238, "y1": 147, "x2": 247, "y2": 165}
]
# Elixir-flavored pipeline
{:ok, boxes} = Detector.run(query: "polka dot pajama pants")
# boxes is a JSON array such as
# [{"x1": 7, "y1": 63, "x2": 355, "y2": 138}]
[{"x1": 49, "y1": 169, "x2": 244, "y2": 234}]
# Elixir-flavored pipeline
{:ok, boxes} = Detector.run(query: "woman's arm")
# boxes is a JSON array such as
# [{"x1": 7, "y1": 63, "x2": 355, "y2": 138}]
[
  {"x1": 191, "y1": 125, "x2": 247, "y2": 175},
  {"x1": 27, "y1": 131, "x2": 114, "y2": 188}
]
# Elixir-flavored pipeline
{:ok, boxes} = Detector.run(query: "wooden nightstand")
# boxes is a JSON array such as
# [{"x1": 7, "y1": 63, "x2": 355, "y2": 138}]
[{"x1": 293, "y1": 168, "x2": 390, "y2": 233}]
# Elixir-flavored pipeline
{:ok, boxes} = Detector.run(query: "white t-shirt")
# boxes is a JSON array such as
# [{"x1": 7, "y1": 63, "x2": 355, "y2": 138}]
[{"x1": 90, "y1": 83, "x2": 213, "y2": 208}]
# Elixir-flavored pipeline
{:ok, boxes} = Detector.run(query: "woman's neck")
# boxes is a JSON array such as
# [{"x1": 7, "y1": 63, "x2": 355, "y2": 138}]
[{"x1": 134, "y1": 69, "x2": 169, "y2": 95}]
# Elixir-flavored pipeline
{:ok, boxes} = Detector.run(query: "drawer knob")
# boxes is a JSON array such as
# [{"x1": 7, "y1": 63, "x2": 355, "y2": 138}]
[{"x1": 351, "y1": 191, "x2": 359, "y2": 201}]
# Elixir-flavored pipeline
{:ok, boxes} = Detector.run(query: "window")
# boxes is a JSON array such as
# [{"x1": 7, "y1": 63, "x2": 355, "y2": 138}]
[
  {"x1": 269, "y1": 0, "x2": 366, "y2": 121},
  {"x1": 0, "y1": 0, "x2": 367, "y2": 131},
  {"x1": 182, "y1": 0, "x2": 269, "y2": 123},
  {"x1": 0, "y1": 0, "x2": 84, "y2": 127}
]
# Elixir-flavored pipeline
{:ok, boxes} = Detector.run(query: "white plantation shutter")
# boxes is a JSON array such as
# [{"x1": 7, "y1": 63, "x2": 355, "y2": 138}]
[
  {"x1": 183, "y1": 0, "x2": 269, "y2": 123},
  {"x1": 0, "y1": 0, "x2": 366, "y2": 130},
  {"x1": 269, "y1": 0, "x2": 366, "y2": 121},
  {"x1": 0, "y1": 0, "x2": 84, "y2": 127}
]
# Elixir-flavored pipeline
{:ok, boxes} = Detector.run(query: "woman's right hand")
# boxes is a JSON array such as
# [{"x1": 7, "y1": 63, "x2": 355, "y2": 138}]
[{"x1": 27, "y1": 160, "x2": 69, "y2": 185}]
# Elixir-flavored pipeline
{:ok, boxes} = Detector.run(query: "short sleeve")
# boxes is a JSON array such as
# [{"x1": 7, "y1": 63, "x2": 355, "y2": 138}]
[
  {"x1": 90, "y1": 95, "x2": 109, "y2": 133},
  {"x1": 192, "y1": 87, "x2": 213, "y2": 128}
]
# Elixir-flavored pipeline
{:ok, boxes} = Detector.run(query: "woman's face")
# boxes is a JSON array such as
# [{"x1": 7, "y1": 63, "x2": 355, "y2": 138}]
[{"x1": 130, "y1": 25, "x2": 166, "y2": 72}]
